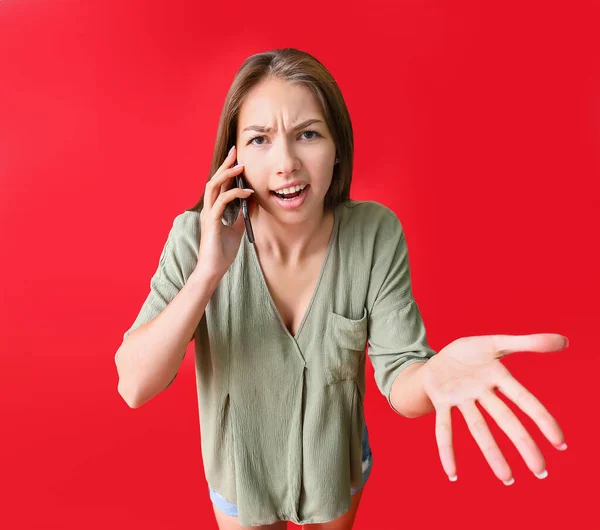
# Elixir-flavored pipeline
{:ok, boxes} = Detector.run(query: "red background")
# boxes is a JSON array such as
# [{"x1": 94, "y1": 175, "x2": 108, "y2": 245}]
[{"x1": 1, "y1": 1, "x2": 598, "y2": 528}]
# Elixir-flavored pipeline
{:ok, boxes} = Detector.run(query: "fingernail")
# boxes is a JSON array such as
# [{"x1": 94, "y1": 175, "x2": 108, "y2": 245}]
[
  {"x1": 563, "y1": 336, "x2": 569, "y2": 348},
  {"x1": 535, "y1": 469, "x2": 548, "y2": 479},
  {"x1": 557, "y1": 442, "x2": 568, "y2": 451},
  {"x1": 448, "y1": 475, "x2": 457, "y2": 482},
  {"x1": 503, "y1": 478, "x2": 515, "y2": 486},
  {"x1": 229, "y1": 145, "x2": 235, "y2": 155},
  {"x1": 243, "y1": 188, "x2": 254, "y2": 193}
]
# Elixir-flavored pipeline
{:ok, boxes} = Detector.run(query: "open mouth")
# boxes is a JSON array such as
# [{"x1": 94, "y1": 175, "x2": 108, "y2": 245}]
[
  {"x1": 269, "y1": 184, "x2": 309, "y2": 208},
  {"x1": 269, "y1": 185, "x2": 309, "y2": 201}
]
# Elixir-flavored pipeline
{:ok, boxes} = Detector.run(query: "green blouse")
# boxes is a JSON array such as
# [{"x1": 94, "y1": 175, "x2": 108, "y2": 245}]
[{"x1": 120, "y1": 199, "x2": 436, "y2": 526}]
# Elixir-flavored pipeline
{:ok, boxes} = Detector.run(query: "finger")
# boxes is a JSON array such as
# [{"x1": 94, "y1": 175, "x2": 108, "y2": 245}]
[
  {"x1": 207, "y1": 164, "x2": 244, "y2": 207},
  {"x1": 205, "y1": 144, "x2": 238, "y2": 207},
  {"x1": 454, "y1": 334, "x2": 569, "y2": 361},
  {"x1": 220, "y1": 177, "x2": 233, "y2": 197},
  {"x1": 205, "y1": 164, "x2": 245, "y2": 212},
  {"x1": 495, "y1": 365, "x2": 566, "y2": 450},
  {"x1": 231, "y1": 199, "x2": 250, "y2": 234},
  {"x1": 458, "y1": 401, "x2": 513, "y2": 485},
  {"x1": 478, "y1": 390, "x2": 548, "y2": 479},
  {"x1": 434, "y1": 406, "x2": 457, "y2": 481},
  {"x1": 209, "y1": 187, "x2": 254, "y2": 222},
  {"x1": 490, "y1": 334, "x2": 568, "y2": 358},
  {"x1": 217, "y1": 145, "x2": 237, "y2": 173},
  {"x1": 219, "y1": 179, "x2": 236, "y2": 193},
  {"x1": 218, "y1": 148, "x2": 240, "y2": 196}
]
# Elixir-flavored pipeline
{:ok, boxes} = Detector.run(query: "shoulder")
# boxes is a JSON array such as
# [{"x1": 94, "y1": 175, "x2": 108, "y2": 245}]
[
  {"x1": 339, "y1": 200, "x2": 404, "y2": 241},
  {"x1": 167, "y1": 209, "x2": 201, "y2": 249},
  {"x1": 172, "y1": 209, "x2": 201, "y2": 236},
  {"x1": 156, "y1": 210, "x2": 201, "y2": 279}
]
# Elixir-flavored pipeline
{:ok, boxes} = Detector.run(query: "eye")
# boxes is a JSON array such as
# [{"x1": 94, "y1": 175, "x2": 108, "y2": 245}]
[
  {"x1": 247, "y1": 135, "x2": 266, "y2": 146},
  {"x1": 246, "y1": 130, "x2": 322, "y2": 146},
  {"x1": 300, "y1": 130, "x2": 321, "y2": 140}
]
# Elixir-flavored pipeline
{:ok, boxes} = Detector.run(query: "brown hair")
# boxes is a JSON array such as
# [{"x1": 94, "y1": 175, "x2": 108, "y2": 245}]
[{"x1": 186, "y1": 48, "x2": 354, "y2": 213}]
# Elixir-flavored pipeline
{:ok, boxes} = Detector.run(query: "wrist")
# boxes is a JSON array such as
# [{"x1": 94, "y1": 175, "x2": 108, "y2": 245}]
[
  {"x1": 189, "y1": 267, "x2": 222, "y2": 292},
  {"x1": 389, "y1": 360, "x2": 435, "y2": 418}
]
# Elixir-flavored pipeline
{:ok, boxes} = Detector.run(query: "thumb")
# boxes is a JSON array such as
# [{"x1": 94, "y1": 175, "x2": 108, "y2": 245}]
[
  {"x1": 233, "y1": 204, "x2": 245, "y2": 230},
  {"x1": 232, "y1": 196, "x2": 256, "y2": 235}
]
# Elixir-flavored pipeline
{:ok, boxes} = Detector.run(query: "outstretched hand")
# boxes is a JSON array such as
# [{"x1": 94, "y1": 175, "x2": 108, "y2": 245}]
[{"x1": 420, "y1": 333, "x2": 569, "y2": 485}]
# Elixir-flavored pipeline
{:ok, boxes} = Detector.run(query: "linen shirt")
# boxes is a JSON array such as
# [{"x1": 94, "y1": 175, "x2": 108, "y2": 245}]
[{"x1": 119, "y1": 199, "x2": 437, "y2": 526}]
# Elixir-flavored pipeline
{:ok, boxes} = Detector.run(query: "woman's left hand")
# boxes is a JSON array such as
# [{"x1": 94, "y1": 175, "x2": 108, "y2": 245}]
[{"x1": 421, "y1": 333, "x2": 569, "y2": 485}]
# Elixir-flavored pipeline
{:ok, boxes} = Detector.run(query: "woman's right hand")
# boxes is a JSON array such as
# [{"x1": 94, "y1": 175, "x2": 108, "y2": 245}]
[{"x1": 196, "y1": 145, "x2": 255, "y2": 280}]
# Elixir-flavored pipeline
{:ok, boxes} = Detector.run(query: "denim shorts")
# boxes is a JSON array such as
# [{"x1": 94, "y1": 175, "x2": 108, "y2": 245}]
[{"x1": 209, "y1": 422, "x2": 373, "y2": 517}]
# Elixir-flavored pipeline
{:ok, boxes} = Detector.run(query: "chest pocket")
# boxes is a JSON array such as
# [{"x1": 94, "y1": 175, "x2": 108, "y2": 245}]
[{"x1": 324, "y1": 307, "x2": 368, "y2": 384}]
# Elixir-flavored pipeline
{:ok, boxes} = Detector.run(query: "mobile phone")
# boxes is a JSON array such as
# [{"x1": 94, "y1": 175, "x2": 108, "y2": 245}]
[{"x1": 221, "y1": 160, "x2": 255, "y2": 244}]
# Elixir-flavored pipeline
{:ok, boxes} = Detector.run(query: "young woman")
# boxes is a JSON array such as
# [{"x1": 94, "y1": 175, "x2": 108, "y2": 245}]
[{"x1": 115, "y1": 48, "x2": 569, "y2": 530}]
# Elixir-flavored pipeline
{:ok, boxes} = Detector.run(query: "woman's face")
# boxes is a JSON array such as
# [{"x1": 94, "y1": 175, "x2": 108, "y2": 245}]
[{"x1": 235, "y1": 78, "x2": 337, "y2": 223}]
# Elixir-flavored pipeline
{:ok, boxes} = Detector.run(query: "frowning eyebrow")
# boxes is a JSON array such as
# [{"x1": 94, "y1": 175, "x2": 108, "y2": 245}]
[{"x1": 241, "y1": 119, "x2": 324, "y2": 134}]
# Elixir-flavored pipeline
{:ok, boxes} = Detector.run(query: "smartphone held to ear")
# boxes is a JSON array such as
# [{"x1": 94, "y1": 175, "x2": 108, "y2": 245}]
[{"x1": 221, "y1": 160, "x2": 255, "y2": 244}]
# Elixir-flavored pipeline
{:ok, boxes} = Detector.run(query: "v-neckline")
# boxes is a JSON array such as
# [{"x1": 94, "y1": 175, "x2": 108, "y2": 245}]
[{"x1": 247, "y1": 205, "x2": 340, "y2": 343}]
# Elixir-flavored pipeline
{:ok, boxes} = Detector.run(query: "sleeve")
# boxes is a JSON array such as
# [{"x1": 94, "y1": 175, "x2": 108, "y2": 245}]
[
  {"x1": 367, "y1": 211, "x2": 437, "y2": 414},
  {"x1": 117, "y1": 211, "x2": 200, "y2": 388}
]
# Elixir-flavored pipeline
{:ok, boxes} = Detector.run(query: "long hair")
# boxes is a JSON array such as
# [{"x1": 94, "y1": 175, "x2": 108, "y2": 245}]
[{"x1": 186, "y1": 48, "x2": 354, "y2": 213}]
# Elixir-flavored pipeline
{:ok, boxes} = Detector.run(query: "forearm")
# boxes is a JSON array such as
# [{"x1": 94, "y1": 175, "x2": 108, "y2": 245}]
[
  {"x1": 116, "y1": 267, "x2": 220, "y2": 408},
  {"x1": 389, "y1": 361, "x2": 435, "y2": 418}
]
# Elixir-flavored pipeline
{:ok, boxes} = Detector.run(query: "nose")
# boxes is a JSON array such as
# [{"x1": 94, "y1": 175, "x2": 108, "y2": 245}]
[{"x1": 274, "y1": 139, "x2": 300, "y2": 176}]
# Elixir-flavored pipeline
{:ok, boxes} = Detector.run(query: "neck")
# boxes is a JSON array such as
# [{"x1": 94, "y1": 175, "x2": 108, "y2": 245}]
[{"x1": 251, "y1": 206, "x2": 334, "y2": 267}]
